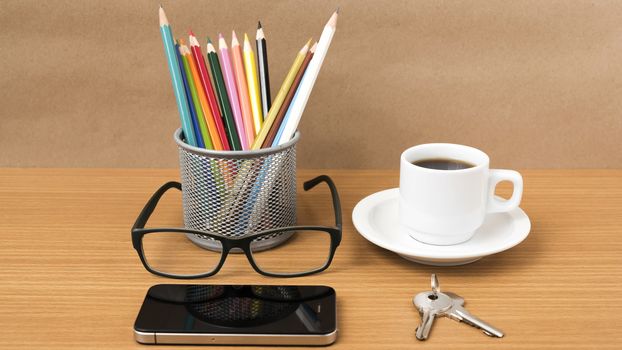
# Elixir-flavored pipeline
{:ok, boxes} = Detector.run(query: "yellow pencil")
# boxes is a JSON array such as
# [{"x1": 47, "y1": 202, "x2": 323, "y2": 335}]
[
  {"x1": 251, "y1": 39, "x2": 311, "y2": 149},
  {"x1": 243, "y1": 33, "x2": 263, "y2": 136}
]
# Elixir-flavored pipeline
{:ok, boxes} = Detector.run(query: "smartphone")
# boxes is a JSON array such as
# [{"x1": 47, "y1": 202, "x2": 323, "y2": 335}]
[{"x1": 134, "y1": 284, "x2": 337, "y2": 346}]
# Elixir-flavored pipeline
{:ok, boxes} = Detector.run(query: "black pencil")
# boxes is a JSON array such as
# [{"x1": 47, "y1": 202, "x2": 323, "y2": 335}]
[
  {"x1": 256, "y1": 21, "x2": 271, "y2": 118},
  {"x1": 206, "y1": 38, "x2": 242, "y2": 150}
]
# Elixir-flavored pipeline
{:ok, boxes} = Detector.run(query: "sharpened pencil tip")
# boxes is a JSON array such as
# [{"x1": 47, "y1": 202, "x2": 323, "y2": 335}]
[
  {"x1": 218, "y1": 34, "x2": 228, "y2": 49},
  {"x1": 158, "y1": 5, "x2": 169, "y2": 26},
  {"x1": 243, "y1": 33, "x2": 251, "y2": 50},
  {"x1": 336, "y1": 7, "x2": 340, "y2": 13},
  {"x1": 206, "y1": 39, "x2": 216, "y2": 53},
  {"x1": 256, "y1": 26, "x2": 265, "y2": 40},
  {"x1": 310, "y1": 42, "x2": 318, "y2": 53},
  {"x1": 258, "y1": 21, "x2": 262, "y2": 29},
  {"x1": 188, "y1": 29, "x2": 195, "y2": 36},
  {"x1": 327, "y1": 9, "x2": 339, "y2": 27},
  {"x1": 188, "y1": 34, "x2": 200, "y2": 47}
]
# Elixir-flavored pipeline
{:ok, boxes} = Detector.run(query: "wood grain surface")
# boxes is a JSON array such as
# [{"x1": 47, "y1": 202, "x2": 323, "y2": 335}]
[{"x1": 0, "y1": 169, "x2": 621, "y2": 349}]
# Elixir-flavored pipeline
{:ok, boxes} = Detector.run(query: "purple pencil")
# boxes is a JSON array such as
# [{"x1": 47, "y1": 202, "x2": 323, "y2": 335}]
[{"x1": 217, "y1": 33, "x2": 248, "y2": 150}]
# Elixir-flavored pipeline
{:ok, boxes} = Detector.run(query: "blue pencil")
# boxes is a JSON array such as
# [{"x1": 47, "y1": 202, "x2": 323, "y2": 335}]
[
  {"x1": 175, "y1": 42, "x2": 205, "y2": 148},
  {"x1": 159, "y1": 6, "x2": 197, "y2": 146},
  {"x1": 271, "y1": 83, "x2": 302, "y2": 147}
]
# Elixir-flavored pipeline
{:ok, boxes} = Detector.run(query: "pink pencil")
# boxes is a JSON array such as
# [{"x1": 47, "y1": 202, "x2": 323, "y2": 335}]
[
  {"x1": 231, "y1": 31, "x2": 255, "y2": 145},
  {"x1": 217, "y1": 33, "x2": 248, "y2": 150}
]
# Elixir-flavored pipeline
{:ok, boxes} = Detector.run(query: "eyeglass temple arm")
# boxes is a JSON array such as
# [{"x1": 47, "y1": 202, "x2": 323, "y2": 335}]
[
  {"x1": 303, "y1": 175, "x2": 342, "y2": 229},
  {"x1": 132, "y1": 181, "x2": 182, "y2": 230}
]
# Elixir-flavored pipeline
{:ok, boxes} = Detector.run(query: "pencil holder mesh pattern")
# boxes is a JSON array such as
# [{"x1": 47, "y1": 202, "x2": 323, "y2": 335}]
[{"x1": 174, "y1": 129, "x2": 299, "y2": 252}]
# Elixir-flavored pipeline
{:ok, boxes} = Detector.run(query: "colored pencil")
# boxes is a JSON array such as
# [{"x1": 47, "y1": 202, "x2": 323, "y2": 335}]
[
  {"x1": 242, "y1": 33, "x2": 263, "y2": 136},
  {"x1": 251, "y1": 39, "x2": 311, "y2": 150},
  {"x1": 276, "y1": 10, "x2": 339, "y2": 145},
  {"x1": 218, "y1": 34, "x2": 248, "y2": 150},
  {"x1": 231, "y1": 31, "x2": 255, "y2": 146},
  {"x1": 206, "y1": 38, "x2": 242, "y2": 151},
  {"x1": 175, "y1": 41, "x2": 205, "y2": 148},
  {"x1": 256, "y1": 22, "x2": 271, "y2": 118},
  {"x1": 158, "y1": 6, "x2": 197, "y2": 146},
  {"x1": 189, "y1": 31, "x2": 229, "y2": 150},
  {"x1": 263, "y1": 42, "x2": 315, "y2": 148},
  {"x1": 179, "y1": 43, "x2": 214, "y2": 149},
  {"x1": 184, "y1": 37, "x2": 221, "y2": 150}
]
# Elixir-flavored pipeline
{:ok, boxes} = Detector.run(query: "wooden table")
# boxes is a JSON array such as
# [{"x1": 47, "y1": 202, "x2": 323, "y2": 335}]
[{"x1": 1, "y1": 169, "x2": 621, "y2": 349}]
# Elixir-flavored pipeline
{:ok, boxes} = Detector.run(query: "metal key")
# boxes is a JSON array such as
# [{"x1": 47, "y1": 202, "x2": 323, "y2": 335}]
[
  {"x1": 413, "y1": 274, "x2": 452, "y2": 340},
  {"x1": 445, "y1": 291, "x2": 504, "y2": 338},
  {"x1": 413, "y1": 288, "x2": 452, "y2": 340},
  {"x1": 413, "y1": 274, "x2": 504, "y2": 340}
]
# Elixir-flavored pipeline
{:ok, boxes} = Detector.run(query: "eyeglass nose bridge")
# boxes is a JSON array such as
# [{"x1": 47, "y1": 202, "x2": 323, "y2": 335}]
[
  {"x1": 218, "y1": 237, "x2": 252, "y2": 255},
  {"x1": 215, "y1": 239, "x2": 259, "y2": 275}
]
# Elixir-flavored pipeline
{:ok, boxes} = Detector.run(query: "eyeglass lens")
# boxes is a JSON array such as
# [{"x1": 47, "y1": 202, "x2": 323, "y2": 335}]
[
  {"x1": 141, "y1": 229, "x2": 332, "y2": 276},
  {"x1": 142, "y1": 231, "x2": 222, "y2": 276},
  {"x1": 249, "y1": 229, "x2": 332, "y2": 274}
]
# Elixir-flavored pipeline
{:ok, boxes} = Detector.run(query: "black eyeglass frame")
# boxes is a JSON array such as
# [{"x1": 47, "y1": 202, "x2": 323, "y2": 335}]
[{"x1": 131, "y1": 175, "x2": 342, "y2": 279}]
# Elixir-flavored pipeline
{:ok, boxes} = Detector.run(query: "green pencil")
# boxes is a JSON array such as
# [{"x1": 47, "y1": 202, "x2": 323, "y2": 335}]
[
  {"x1": 206, "y1": 38, "x2": 241, "y2": 151},
  {"x1": 179, "y1": 42, "x2": 213, "y2": 149}
]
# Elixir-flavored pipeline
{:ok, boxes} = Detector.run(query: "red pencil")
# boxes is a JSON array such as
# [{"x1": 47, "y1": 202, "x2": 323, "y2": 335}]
[{"x1": 189, "y1": 30, "x2": 231, "y2": 150}]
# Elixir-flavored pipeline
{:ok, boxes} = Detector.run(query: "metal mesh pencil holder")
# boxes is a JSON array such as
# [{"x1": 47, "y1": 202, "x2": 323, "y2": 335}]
[{"x1": 174, "y1": 129, "x2": 299, "y2": 252}]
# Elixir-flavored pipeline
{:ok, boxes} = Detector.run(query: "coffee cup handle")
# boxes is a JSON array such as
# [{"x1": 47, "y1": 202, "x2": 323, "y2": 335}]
[{"x1": 487, "y1": 169, "x2": 523, "y2": 213}]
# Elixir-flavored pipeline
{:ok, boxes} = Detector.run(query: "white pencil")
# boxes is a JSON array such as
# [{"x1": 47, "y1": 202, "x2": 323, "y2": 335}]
[{"x1": 275, "y1": 10, "x2": 338, "y2": 145}]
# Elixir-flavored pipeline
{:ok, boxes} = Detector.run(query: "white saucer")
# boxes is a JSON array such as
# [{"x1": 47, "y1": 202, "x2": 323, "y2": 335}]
[{"x1": 352, "y1": 188, "x2": 531, "y2": 266}]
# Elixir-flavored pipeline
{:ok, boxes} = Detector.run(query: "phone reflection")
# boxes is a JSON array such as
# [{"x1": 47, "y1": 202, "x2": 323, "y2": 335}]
[{"x1": 147, "y1": 285, "x2": 328, "y2": 331}]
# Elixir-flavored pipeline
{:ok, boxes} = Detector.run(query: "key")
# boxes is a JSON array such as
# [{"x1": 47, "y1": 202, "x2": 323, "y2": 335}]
[
  {"x1": 445, "y1": 292, "x2": 504, "y2": 338},
  {"x1": 413, "y1": 274, "x2": 505, "y2": 341},
  {"x1": 413, "y1": 290, "x2": 452, "y2": 340},
  {"x1": 431, "y1": 273, "x2": 440, "y2": 296},
  {"x1": 413, "y1": 274, "x2": 452, "y2": 340}
]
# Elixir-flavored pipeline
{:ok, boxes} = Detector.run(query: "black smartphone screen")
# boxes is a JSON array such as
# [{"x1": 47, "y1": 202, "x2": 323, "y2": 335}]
[{"x1": 134, "y1": 284, "x2": 336, "y2": 335}]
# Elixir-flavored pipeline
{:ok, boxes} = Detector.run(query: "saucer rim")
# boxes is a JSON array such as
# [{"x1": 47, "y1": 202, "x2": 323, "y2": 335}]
[{"x1": 352, "y1": 188, "x2": 531, "y2": 260}]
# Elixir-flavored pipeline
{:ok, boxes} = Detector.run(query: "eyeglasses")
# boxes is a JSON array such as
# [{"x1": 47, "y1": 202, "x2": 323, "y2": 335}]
[{"x1": 131, "y1": 175, "x2": 342, "y2": 278}]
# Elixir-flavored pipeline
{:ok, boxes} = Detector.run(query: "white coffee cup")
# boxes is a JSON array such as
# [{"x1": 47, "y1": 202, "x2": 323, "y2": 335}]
[{"x1": 399, "y1": 143, "x2": 523, "y2": 245}]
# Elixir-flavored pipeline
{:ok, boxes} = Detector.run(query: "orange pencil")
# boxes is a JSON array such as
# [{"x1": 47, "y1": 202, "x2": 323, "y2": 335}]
[
  {"x1": 230, "y1": 31, "x2": 255, "y2": 145},
  {"x1": 189, "y1": 32, "x2": 230, "y2": 150},
  {"x1": 184, "y1": 35, "x2": 223, "y2": 150}
]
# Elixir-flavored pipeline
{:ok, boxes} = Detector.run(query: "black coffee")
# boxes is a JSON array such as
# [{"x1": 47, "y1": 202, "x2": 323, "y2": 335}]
[{"x1": 412, "y1": 158, "x2": 475, "y2": 170}]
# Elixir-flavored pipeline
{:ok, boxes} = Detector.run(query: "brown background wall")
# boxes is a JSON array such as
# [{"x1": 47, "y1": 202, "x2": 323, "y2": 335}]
[{"x1": 1, "y1": 0, "x2": 621, "y2": 169}]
